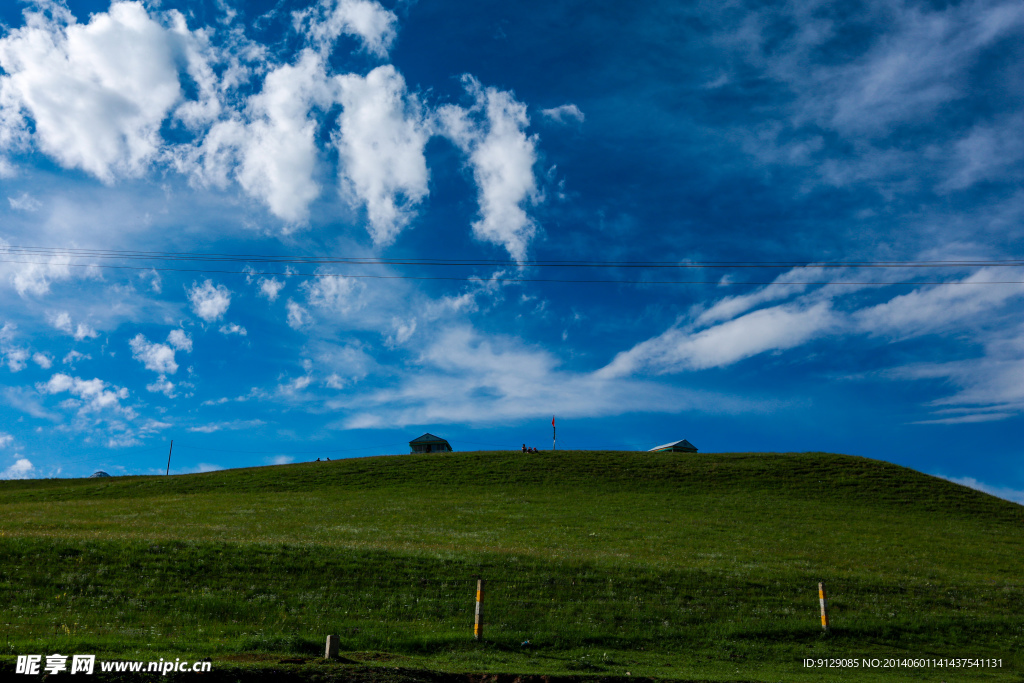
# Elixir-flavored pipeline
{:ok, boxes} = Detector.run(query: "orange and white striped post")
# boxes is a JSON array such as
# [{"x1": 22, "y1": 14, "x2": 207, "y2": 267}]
[
  {"x1": 818, "y1": 582, "x2": 829, "y2": 631},
  {"x1": 474, "y1": 579, "x2": 485, "y2": 640}
]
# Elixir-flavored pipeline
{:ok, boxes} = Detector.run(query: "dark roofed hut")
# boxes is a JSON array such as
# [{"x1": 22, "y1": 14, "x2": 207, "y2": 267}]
[
  {"x1": 409, "y1": 433, "x2": 453, "y2": 454},
  {"x1": 648, "y1": 439, "x2": 698, "y2": 453}
]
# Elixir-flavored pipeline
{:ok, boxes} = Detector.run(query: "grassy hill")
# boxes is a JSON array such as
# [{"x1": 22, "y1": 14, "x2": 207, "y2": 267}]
[{"x1": 1, "y1": 450, "x2": 1021, "y2": 681}]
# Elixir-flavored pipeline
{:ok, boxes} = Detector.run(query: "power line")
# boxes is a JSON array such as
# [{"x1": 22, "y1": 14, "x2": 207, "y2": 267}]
[{"x1": 3, "y1": 244, "x2": 1022, "y2": 268}]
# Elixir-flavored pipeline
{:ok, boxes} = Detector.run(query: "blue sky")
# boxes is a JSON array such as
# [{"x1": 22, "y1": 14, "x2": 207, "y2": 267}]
[{"x1": 0, "y1": 0, "x2": 1021, "y2": 502}]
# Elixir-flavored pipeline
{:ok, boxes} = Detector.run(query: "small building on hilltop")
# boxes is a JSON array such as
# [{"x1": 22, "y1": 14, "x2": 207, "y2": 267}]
[
  {"x1": 89, "y1": 471, "x2": 111, "y2": 478},
  {"x1": 648, "y1": 439, "x2": 698, "y2": 453},
  {"x1": 409, "y1": 433, "x2": 453, "y2": 454}
]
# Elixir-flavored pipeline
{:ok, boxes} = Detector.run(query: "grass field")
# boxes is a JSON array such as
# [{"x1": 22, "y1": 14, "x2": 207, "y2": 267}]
[{"x1": 1, "y1": 450, "x2": 1022, "y2": 681}]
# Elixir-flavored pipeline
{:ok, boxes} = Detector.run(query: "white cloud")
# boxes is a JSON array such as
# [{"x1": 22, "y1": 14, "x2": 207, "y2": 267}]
[
  {"x1": 141, "y1": 268, "x2": 162, "y2": 293},
  {"x1": 0, "y1": 433, "x2": 13, "y2": 449},
  {"x1": 385, "y1": 317, "x2": 416, "y2": 347},
  {"x1": 257, "y1": 276, "x2": 284, "y2": 301},
  {"x1": 62, "y1": 350, "x2": 89, "y2": 366},
  {"x1": 224, "y1": 50, "x2": 334, "y2": 223},
  {"x1": 50, "y1": 311, "x2": 73, "y2": 333},
  {"x1": 74, "y1": 323, "x2": 99, "y2": 340},
  {"x1": 219, "y1": 323, "x2": 247, "y2": 336},
  {"x1": 8, "y1": 192, "x2": 41, "y2": 211},
  {"x1": 695, "y1": 269, "x2": 817, "y2": 326},
  {"x1": 146, "y1": 375, "x2": 176, "y2": 397},
  {"x1": 49, "y1": 311, "x2": 99, "y2": 339},
  {"x1": 439, "y1": 77, "x2": 541, "y2": 261},
  {"x1": 129, "y1": 334, "x2": 178, "y2": 374},
  {"x1": 38, "y1": 372, "x2": 129, "y2": 414},
  {"x1": 286, "y1": 299, "x2": 311, "y2": 329},
  {"x1": 302, "y1": 275, "x2": 362, "y2": 312},
  {"x1": 187, "y1": 279, "x2": 231, "y2": 322},
  {"x1": 854, "y1": 268, "x2": 1024, "y2": 338},
  {"x1": 5, "y1": 348, "x2": 28, "y2": 372},
  {"x1": 890, "y1": 325, "x2": 1024, "y2": 419},
  {"x1": 0, "y1": 1, "x2": 217, "y2": 181},
  {"x1": 599, "y1": 302, "x2": 837, "y2": 378},
  {"x1": 941, "y1": 115, "x2": 1024, "y2": 191},
  {"x1": 540, "y1": 103, "x2": 584, "y2": 124},
  {"x1": 189, "y1": 419, "x2": 265, "y2": 433},
  {"x1": 294, "y1": 0, "x2": 398, "y2": 58},
  {"x1": 817, "y1": 1, "x2": 1024, "y2": 136},
  {"x1": 336, "y1": 326, "x2": 756, "y2": 429},
  {"x1": 0, "y1": 240, "x2": 82, "y2": 297},
  {"x1": 129, "y1": 330, "x2": 193, "y2": 375},
  {"x1": 32, "y1": 352, "x2": 52, "y2": 369},
  {"x1": 167, "y1": 328, "x2": 193, "y2": 352},
  {"x1": 0, "y1": 322, "x2": 29, "y2": 372},
  {"x1": 334, "y1": 65, "x2": 429, "y2": 244},
  {"x1": 1, "y1": 457, "x2": 34, "y2": 480},
  {"x1": 271, "y1": 455, "x2": 294, "y2": 465},
  {"x1": 938, "y1": 475, "x2": 1024, "y2": 505}
]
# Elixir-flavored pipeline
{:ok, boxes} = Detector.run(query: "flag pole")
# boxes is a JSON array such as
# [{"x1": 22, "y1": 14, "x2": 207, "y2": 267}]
[{"x1": 552, "y1": 415, "x2": 556, "y2": 451}]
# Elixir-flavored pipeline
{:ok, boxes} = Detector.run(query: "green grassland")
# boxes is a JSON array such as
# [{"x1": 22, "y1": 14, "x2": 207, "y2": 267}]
[{"x1": 1, "y1": 450, "x2": 1022, "y2": 681}]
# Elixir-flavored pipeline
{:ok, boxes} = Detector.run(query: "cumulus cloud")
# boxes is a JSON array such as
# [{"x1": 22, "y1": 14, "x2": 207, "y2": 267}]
[
  {"x1": 38, "y1": 372, "x2": 129, "y2": 413},
  {"x1": 167, "y1": 328, "x2": 193, "y2": 352},
  {"x1": 188, "y1": 49, "x2": 333, "y2": 223},
  {"x1": 129, "y1": 329, "x2": 192, "y2": 375},
  {"x1": 0, "y1": 322, "x2": 29, "y2": 372},
  {"x1": 257, "y1": 276, "x2": 284, "y2": 301},
  {"x1": 32, "y1": 352, "x2": 52, "y2": 369},
  {"x1": 540, "y1": 103, "x2": 584, "y2": 124},
  {"x1": 334, "y1": 65, "x2": 429, "y2": 244},
  {"x1": 219, "y1": 323, "x2": 247, "y2": 336},
  {"x1": 49, "y1": 311, "x2": 101, "y2": 340},
  {"x1": 0, "y1": 1, "x2": 218, "y2": 181},
  {"x1": 0, "y1": 433, "x2": 13, "y2": 449},
  {"x1": 294, "y1": 0, "x2": 398, "y2": 58},
  {"x1": 188, "y1": 279, "x2": 231, "y2": 322},
  {"x1": 129, "y1": 334, "x2": 178, "y2": 374},
  {"x1": 1, "y1": 457, "x2": 34, "y2": 480},
  {"x1": 146, "y1": 376, "x2": 176, "y2": 397},
  {"x1": 438, "y1": 77, "x2": 541, "y2": 261}
]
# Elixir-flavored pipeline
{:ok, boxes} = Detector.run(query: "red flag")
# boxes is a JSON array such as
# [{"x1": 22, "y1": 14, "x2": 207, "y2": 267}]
[{"x1": 552, "y1": 415, "x2": 555, "y2": 427}]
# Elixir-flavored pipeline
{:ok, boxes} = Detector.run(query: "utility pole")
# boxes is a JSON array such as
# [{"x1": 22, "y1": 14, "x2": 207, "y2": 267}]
[{"x1": 166, "y1": 440, "x2": 173, "y2": 476}]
